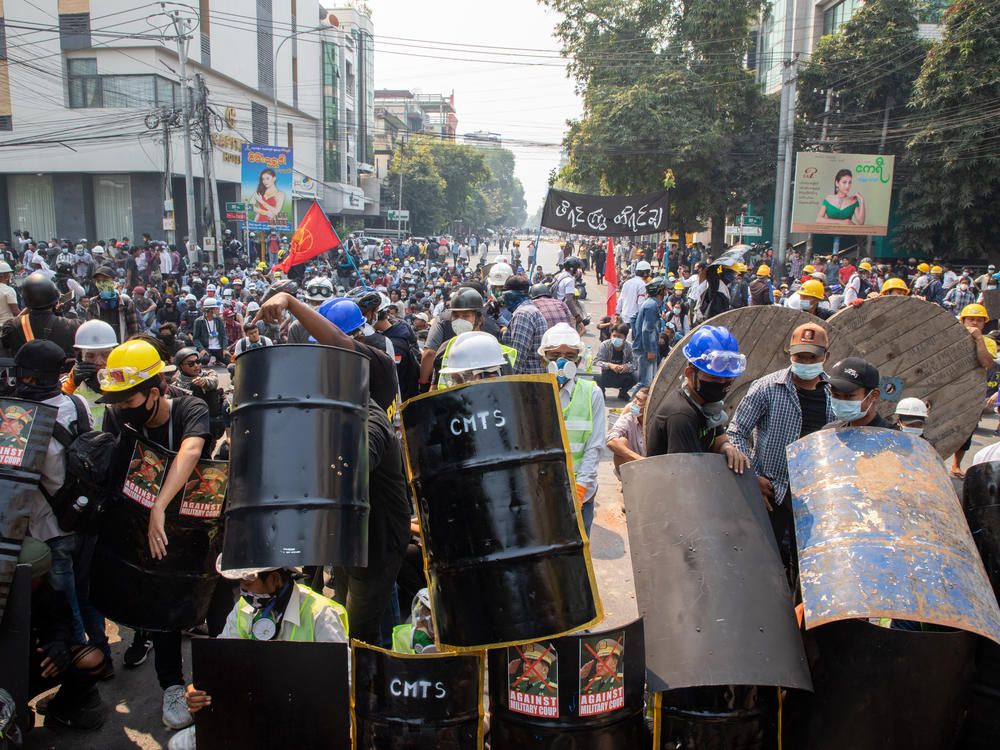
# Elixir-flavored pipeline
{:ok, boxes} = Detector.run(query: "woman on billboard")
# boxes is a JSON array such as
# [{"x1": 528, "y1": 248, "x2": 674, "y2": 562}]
[
  {"x1": 251, "y1": 168, "x2": 286, "y2": 225},
  {"x1": 815, "y1": 169, "x2": 866, "y2": 226}
]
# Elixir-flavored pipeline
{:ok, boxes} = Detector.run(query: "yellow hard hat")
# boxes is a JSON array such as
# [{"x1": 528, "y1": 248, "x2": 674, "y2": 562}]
[
  {"x1": 390, "y1": 265, "x2": 397, "y2": 271},
  {"x1": 859, "y1": 261, "x2": 873, "y2": 272},
  {"x1": 220, "y1": 276, "x2": 230, "y2": 285},
  {"x1": 960, "y1": 303, "x2": 989, "y2": 320},
  {"x1": 931, "y1": 265, "x2": 943, "y2": 275},
  {"x1": 803, "y1": 264, "x2": 815, "y2": 273},
  {"x1": 773, "y1": 288, "x2": 783, "y2": 297},
  {"x1": 756, "y1": 265, "x2": 771, "y2": 277},
  {"x1": 674, "y1": 281, "x2": 685, "y2": 291},
  {"x1": 917, "y1": 262, "x2": 930, "y2": 273},
  {"x1": 799, "y1": 279, "x2": 825, "y2": 300},
  {"x1": 735, "y1": 262, "x2": 748, "y2": 273},
  {"x1": 98, "y1": 340, "x2": 164, "y2": 394},
  {"x1": 881, "y1": 278, "x2": 909, "y2": 294},
  {"x1": 273, "y1": 269, "x2": 283, "y2": 277}
]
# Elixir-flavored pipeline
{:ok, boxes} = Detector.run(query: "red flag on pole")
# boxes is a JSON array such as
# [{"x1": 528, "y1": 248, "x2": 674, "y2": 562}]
[
  {"x1": 273, "y1": 200, "x2": 342, "y2": 274},
  {"x1": 605, "y1": 236, "x2": 618, "y2": 318}
]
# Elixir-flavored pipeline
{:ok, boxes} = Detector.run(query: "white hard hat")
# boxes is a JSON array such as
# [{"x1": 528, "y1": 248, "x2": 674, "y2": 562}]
[
  {"x1": 206, "y1": 284, "x2": 218, "y2": 292},
  {"x1": 440, "y1": 331, "x2": 508, "y2": 374},
  {"x1": 304, "y1": 277, "x2": 334, "y2": 301},
  {"x1": 246, "y1": 301, "x2": 261, "y2": 313},
  {"x1": 488, "y1": 262, "x2": 514, "y2": 287},
  {"x1": 74, "y1": 319, "x2": 118, "y2": 350},
  {"x1": 635, "y1": 260, "x2": 652, "y2": 273},
  {"x1": 378, "y1": 292, "x2": 393, "y2": 313},
  {"x1": 184, "y1": 293, "x2": 197, "y2": 302},
  {"x1": 215, "y1": 554, "x2": 279, "y2": 581},
  {"x1": 202, "y1": 297, "x2": 220, "y2": 309},
  {"x1": 895, "y1": 397, "x2": 928, "y2": 419},
  {"x1": 538, "y1": 322, "x2": 585, "y2": 360},
  {"x1": 0, "y1": 261, "x2": 11, "y2": 273}
]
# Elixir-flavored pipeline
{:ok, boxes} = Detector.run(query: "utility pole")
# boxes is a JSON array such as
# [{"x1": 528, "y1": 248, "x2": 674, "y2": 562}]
[
  {"x1": 397, "y1": 142, "x2": 403, "y2": 238},
  {"x1": 196, "y1": 74, "x2": 223, "y2": 259},
  {"x1": 168, "y1": 11, "x2": 198, "y2": 265},
  {"x1": 776, "y1": 54, "x2": 799, "y2": 275},
  {"x1": 144, "y1": 106, "x2": 179, "y2": 246}
]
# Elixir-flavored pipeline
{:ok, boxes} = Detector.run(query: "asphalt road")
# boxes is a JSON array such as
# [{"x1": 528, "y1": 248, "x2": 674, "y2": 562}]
[{"x1": 22, "y1": 238, "x2": 993, "y2": 748}]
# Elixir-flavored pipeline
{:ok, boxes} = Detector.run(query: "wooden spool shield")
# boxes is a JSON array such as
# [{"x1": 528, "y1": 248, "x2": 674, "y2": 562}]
[
  {"x1": 644, "y1": 306, "x2": 822, "y2": 447},
  {"x1": 981, "y1": 289, "x2": 1000, "y2": 322},
  {"x1": 825, "y1": 296, "x2": 987, "y2": 458}
]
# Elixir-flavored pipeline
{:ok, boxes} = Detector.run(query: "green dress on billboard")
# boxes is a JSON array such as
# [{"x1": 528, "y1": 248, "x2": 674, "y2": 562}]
[{"x1": 822, "y1": 198, "x2": 858, "y2": 221}]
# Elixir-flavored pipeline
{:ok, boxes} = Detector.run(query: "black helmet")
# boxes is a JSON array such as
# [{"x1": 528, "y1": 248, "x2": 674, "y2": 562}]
[
  {"x1": 173, "y1": 347, "x2": 200, "y2": 367},
  {"x1": 562, "y1": 257, "x2": 582, "y2": 271},
  {"x1": 529, "y1": 283, "x2": 552, "y2": 299},
  {"x1": 349, "y1": 286, "x2": 382, "y2": 310},
  {"x1": 449, "y1": 287, "x2": 484, "y2": 312},
  {"x1": 262, "y1": 279, "x2": 298, "y2": 302},
  {"x1": 21, "y1": 272, "x2": 60, "y2": 309},
  {"x1": 14, "y1": 339, "x2": 66, "y2": 384},
  {"x1": 646, "y1": 276, "x2": 668, "y2": 296}
]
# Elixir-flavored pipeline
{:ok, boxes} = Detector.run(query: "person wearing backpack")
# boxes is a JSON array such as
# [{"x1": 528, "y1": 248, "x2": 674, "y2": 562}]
[{"x1": 14, "y1": 340, "x2": 114, "y2": 680}]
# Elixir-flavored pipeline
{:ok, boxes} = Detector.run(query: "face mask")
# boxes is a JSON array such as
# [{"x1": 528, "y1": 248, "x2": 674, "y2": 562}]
[
  {"x1": 240, "y1": 589, "x2": 276, "y2": 611},
  {"x1": 611, "y1": 338, "x2": 624, "y2": 348},
  {"x1": 96, "y1": 281, "x2": 117, "y2": 300},
  {"x1": 120, "y1": 392, "x2": 156, "y2": 428},
  {"x1": 673, "y1": 307, "x2": 682, "y2": 315},
  {"x1": 693, "y1": 372, "x2": 730, "y2": 404},
  {"x1": 547, "y1": 357, "x2": 577, "y2": 386},
  {"x1": 789, "y1": 360, "x2": 825, "y2": 380},
  {"x1": 629, "y1": 402, "x2": 641, "y2": 415},
  {"x1": 831, "y1": 393, "x2": 869, "y2": 422},
  {"x1": 900, "y1": 425, "x2": 924, "y2": 436},
  {"x1": 452, "y1": 317, "x2": 474, "y2": 335},
  {"x1": 959, "y1": 284, "x2": 969, "y2": 291},
  {"x1": 799, "y1": 298, "x2": 814, "y2": 310}
]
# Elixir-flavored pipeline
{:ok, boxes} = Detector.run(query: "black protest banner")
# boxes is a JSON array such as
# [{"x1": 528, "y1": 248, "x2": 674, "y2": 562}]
[
  {"x1": 540, "y1": 188, "x2": 669, "y2": 236},
  {"x1": 352, "y1": 642, "x2": 484, "y2": 749},
  {"x1": 488, "y1": 619, "x2": 647, "y2": 748},
  {"x1": 192, "y1": 639, "x2": 350, "y2": 748}
]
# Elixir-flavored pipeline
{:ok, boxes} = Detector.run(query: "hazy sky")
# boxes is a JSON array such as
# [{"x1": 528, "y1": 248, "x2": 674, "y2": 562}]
[{"x1": 370, "y1": 0, "x2": 580, "y2": 218}]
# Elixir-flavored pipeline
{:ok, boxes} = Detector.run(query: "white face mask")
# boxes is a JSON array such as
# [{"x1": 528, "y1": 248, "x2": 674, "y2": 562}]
[
  {"x1": 452, "y1": 318, "x2": 474, "y2": 335},
  {"x1": 900, "y1": 425, "x2": 924, "y2": 436}
]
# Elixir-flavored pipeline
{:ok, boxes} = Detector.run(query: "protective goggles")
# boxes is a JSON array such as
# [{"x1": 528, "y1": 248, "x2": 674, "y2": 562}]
[
  {"x1": 688, "y1": 350, "x2": 747, "y2": 375},
  {"x1": 98, "y1": 362, "x2": 160, "y2": 390},
  {"x1": 307, "y1": 285, "x2": 334, "y2": 298}
]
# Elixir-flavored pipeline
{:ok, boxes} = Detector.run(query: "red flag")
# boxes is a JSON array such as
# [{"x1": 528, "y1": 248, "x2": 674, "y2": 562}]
[
  {"x1": 605, "y1": 236, "x2": 618, "y2": 318},
  {"x1": 273, "y1": 201, "x2": 342, "y2": 274}
]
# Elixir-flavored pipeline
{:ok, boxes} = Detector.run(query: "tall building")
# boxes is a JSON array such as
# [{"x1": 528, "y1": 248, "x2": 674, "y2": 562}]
[
  {"x1": 374, "y1": 89, "x2": 457, "y2": 142},
  {"x1": 0, "y1": 1, "x2": 378, "y2": 246}
]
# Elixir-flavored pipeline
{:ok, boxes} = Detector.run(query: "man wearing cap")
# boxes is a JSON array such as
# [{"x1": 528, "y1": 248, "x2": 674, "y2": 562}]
[
  {"x1": 580, "y1": 639, "x2": 623, "y2": 695},
  {"x1": 976, "y1": 265, "x2": 998, "y2": 293},
  {"x1": 727, "y1": 323, "x2": 836, "y2": 559},
  {"x1": 949, "y1": 304, "x2": 999, "y2": 478},
  {"x1": 921, "y1": 266, "x2": 948, "y2": 308},
  {"x1": 825, "y1": 356, "x2": 894, "y2": 430},
  {"x1": 944, "y1": 275, "x2": 977, "y2": 312},
  {"x1": 85, "y1": 266, "x2": 143, "y2": 343},
  {"x1": 512, "y1": 645, "x2": 558, "y2": 696}
]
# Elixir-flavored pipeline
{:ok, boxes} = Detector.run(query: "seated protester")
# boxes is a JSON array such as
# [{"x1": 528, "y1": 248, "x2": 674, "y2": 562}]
[
  {"x1": 894, "y1": 397, "x2": 929, "y2": 438},
  {"x1": 824, "y1": 357, "x2": 895, "y2": 429},
  {"x1": 157, "y1": 296, "x2": 182, "y2": 327},
  {"x1": 168, "y1": 560, "x2": 349, "y2": 750},
  {"x1": 231, "y1": 321, "x2": 274, "y2": 357},
  {"x1": 392, "y1": 588, "x2": 437, "y2": 655},
  {"x1": 179, "y1": 295, "x2": 200, "y2": 337},
  {"x1": 172, "y1": 347, "x2": 225, "y2": 447},
  {"x1": 221, "y1": 306, "x2": 243, "y2": 350},
  {"x1": 22, "y1": 537, "x2": 108, "y2": 730},
  {"x1": 593, "y1": 324, "x2": 638, "y2": 400},
  {"x1": 607, "y1": 387, "x2": 648, "y2": 479},
  {"x1": 156, "y1": 322, "x2": 186, "y2": 359}
]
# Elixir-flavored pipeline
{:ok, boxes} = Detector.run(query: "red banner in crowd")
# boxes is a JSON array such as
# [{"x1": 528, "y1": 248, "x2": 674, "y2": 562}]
[
  {"x1": 605, "y1": 237, "x2": 617, "y2": 317},
  {"x1": 273, "y1": 200, "x2": 342, "y2": 274}
]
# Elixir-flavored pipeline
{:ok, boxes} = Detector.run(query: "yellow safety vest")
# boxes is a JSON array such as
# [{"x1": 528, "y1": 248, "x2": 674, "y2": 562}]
[
  {"x1": 563, "y1": 378, "x2": 595, "y2": 467},
  {"x1": 392, "y1": 623, "x2": 416, "y2": 654},
  {"x1": 236, "y1": 584, "x2": 348, "y2": 641},
  {"x1": 435, "y1": 335, "x2": 518, "y2": 388}
]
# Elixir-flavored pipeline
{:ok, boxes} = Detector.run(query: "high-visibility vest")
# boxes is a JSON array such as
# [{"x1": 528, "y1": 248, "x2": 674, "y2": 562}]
[
  {"x1": 563, "y1": 378, "x2": 595, "y2": 467},
  {"x1": 236, "y1": 584, "x2": 348, "y2": 641},
  {"x1": 391, "y1": 623, "x2": 415, "y2": 654}
]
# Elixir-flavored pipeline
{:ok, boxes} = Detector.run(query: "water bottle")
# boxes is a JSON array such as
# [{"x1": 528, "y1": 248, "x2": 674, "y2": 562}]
[
  {"x1": 57, "y1": 496, "x2": 90, "y2": 531},
  {"x1": 585, "y1": 345, "x2": 594, "y2": 373}
]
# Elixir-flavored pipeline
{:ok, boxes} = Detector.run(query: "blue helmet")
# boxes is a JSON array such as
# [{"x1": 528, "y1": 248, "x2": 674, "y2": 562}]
[
  {"x1": 682, "y1": 325, "x2": 746, "y2": 378},
  {"x1": 318, "y1": 297, "x2": 365, "y2": 335}
]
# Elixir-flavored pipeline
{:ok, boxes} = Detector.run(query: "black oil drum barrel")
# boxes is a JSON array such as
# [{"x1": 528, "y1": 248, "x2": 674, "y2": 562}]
[
  {"x1": 656, "y1": 685, "x2": 778, "y2": 750},
  {"x1": 400, "y1": 375, "x2": 600, "y2": 650},
  {"x1": 222, "y1": 344, "x2": 370, "y2": 569},
  {"x1": 90, "y1": 431, "x2": 226, "y2": 631}
]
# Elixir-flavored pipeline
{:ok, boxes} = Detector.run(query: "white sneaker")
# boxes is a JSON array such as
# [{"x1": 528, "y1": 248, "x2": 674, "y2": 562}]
[
  {"x1": 168, "y1": 726, "x2": 197, "y2": 750},
  {"x1": 162, "y1": 685, "x2": 193, "y2": 729}
]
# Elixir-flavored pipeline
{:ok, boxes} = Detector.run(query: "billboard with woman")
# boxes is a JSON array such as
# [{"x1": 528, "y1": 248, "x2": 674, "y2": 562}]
[
  {"x1": 241, "y1": 144, "x2": 293, "y2": 231},
  {"x1": 791, "y1": 152, "x2": 894, "y2": 236}
]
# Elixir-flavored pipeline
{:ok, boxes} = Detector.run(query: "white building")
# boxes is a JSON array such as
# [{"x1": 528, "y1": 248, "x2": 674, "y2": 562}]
[{"x1": 0, "y1": 1, "x2": 377, "y2": 248}]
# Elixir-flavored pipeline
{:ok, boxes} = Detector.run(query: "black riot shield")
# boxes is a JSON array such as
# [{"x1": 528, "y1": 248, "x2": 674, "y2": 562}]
[
  {"x1": 654, "y1": 685, "x2": 779, "y2": 750},
  {"x1": 223, "y1": 344, "x2": 370, "y2": 569},
  {"x1": 488, "y1": 619, "x2": 646, "y2": 750},
  {"x1": 90, "y1": 430, "x2": 228, "y2": 631},
  {"x1": 0, "y1": 565, "x2": 31, "y2": 735},
  {"x1": 400, "y1": 375, "x2": 601, "y2": 650},
  {"x1": 0, "y1": 398, "x2": 56, "y2": 621},
  {"x1": 352, "y1": 642, "x2": 484, "y2": 749},
  {"x1": 781, "y1": 619, "x2": 976, "y2": 750},
  {"x1": 192, "y1": 639, "x2": 351, "y2": 749},
  {"x1": 621, "y1": 454, "x2": 811, "y2": 693},
  {"x1": 787, "y1": 427, "x2": 1000, "y2": 643}
]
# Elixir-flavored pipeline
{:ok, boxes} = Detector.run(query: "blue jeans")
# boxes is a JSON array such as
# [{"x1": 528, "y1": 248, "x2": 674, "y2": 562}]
[
  {"x1": 637, "y1": 352, "x2": 659, "y2": 389},
  {"x1": 48, "y1": 534, "x2": 110, "y2": 657},
  {"x1": 268, "y1": 251, "x2": 279, "y2": 267},
  {"x1": 581, "y1": 500, "x2": 595, "y2": 537}
]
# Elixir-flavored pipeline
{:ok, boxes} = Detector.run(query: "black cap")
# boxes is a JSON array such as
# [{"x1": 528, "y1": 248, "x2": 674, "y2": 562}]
[
  {"x1": 828, "y1": 356, "x2": 880, "y2": 392},
  {"x1": 93, "y1": 265, "x2": 116, "y2": 279},
  {"x1": 14, "y1": 339, "x2": 68, "y2": 381}
]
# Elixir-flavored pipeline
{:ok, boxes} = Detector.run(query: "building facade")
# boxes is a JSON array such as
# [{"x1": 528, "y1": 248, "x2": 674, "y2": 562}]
[{"x1": 0, "y1": 1, "x2": 378, "y2": 249}]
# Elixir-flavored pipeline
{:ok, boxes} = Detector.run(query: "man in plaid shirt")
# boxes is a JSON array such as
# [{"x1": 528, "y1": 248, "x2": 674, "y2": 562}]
[
  {"x1": 503, "y1": 278, "x2": 573, "y2": 374},
  {"x1": 726, "y1": 322, "x2": 835, "y2": 564}
]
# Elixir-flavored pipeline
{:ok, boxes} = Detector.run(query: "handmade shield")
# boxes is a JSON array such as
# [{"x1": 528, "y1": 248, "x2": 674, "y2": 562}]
[
  {"x1": 400, "y1": 374, "x2": 601, "y2": 650},
  {"x1": 654, "y1": 685, "x2": 779, "y2": 750},
  {"x1": 90, "y1": 430, "x2": 227, "y2": 631},
  {"x1": 192, "y1": 639, "x2": 350, "y2": 749},
  {"x1": 352, "y1": 642, "x2": 484, "y2": 749},
  {"x1": 0, "y1": 565, "x2": 30, "y2": 735},
  {"x1": 781, "y1": 619, "x2": 976, "y2": 750},
  {"x1": 223, "y1": 344, "x2": 370, "y2": 569},
  {"x1": 826, "y1": 295, "x2": 987, "y2": 457},
  {"x1": 644, "y1": 306, "x2": 820, "y2": 448},
  {"x1": 0, "y1": 398, "x2": 56, "y2": 621},
  {"x1": 622, "y1": 454, "x2": 811, "y2": 692},
  {"x1": 787, "y1": 427, "x2": 1000, "y2": 642},
  {"x1": 488, "y1": 619, "x2": 646, "y2": 749}
]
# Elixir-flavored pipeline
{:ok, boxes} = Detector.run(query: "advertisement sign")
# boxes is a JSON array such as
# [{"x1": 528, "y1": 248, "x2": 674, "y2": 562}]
[
  {"x1": 791, "y1": 152, "x2": 894, "y2": 236},
  {"x1": 241, "y1": 144, "x2": 293, "y2": 231}
]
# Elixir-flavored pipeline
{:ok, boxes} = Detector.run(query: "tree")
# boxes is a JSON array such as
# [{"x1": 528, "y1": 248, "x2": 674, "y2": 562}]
[
  {"x1": 384, "y1": 139, "x2": 447, "y2": 236},
  {"x1": 479, "y1": 147, "x2": 527, "y2": 227},
  {"x1": 898, "y1": 0, "x2": 1000, "y2": 258}
]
